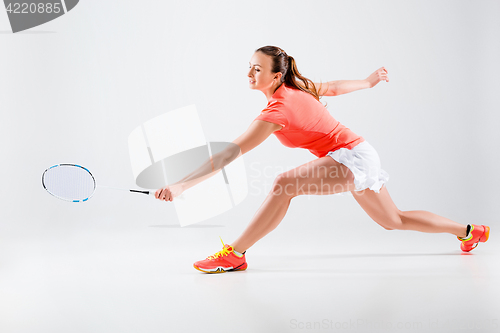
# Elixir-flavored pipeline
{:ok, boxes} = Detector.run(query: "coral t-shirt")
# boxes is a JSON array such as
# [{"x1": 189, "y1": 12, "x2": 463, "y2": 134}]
[{"x1": 254, "y1": 84, "x2": 365, "y2": 158}]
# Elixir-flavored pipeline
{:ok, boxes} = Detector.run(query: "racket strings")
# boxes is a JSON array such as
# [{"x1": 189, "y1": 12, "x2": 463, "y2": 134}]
[{"x1": 43, "y1": 165, "x2": 96, "y2": 201}]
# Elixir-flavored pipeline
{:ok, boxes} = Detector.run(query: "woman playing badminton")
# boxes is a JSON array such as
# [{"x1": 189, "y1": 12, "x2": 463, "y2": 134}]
[{"x1": 156, "y1": 45, "x2": 490, "y2": 273}]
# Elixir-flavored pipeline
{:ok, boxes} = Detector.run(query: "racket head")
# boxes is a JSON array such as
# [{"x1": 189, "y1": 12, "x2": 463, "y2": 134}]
[{"x1": 42, "y1": 164, "x2": 96, "y2": 202}]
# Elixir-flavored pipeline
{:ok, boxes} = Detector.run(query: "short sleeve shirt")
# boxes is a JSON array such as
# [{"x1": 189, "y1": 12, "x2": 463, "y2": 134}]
[{"x1": 254, "y1": 84, "x2": 365, "y2": 158}]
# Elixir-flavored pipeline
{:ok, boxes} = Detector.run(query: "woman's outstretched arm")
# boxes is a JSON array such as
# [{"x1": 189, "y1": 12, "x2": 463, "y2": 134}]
[
  {"x1": 155, "y1": 120, "x2": 282, "y2": 202},
  {"x1": 315, "y1": 67, "x2": 389, "y2": 96}
]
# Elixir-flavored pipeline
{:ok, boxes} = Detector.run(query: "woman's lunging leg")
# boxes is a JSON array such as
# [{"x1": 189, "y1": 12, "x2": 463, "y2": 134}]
[
  {"x1": 352, "y1": 186, "x2": 468, "y2": 238},
  {"x1": 231, "y1": 189, "x2": 293, "y2": 253},
  {"x1": 231, "y1": 156, "x2": 356, "y2": 253},
  {"x1": 399, "y1": 210, "x2": 467, "y2": 237}
]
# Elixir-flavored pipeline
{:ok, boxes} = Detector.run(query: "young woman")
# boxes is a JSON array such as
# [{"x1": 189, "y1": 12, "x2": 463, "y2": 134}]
[{"x1": 155, "y1": 46, "x2": 490, "y2": 273}]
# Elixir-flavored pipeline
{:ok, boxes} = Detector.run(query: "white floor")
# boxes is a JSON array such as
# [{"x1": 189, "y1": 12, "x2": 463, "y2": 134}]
[{"x1": 1, "y1": 225, "x2": 498, "y2": 333}]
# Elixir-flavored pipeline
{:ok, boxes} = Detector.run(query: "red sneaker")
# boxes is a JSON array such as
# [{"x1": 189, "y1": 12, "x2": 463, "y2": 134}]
[
  {"x1": 458, "y1": 224, "x2": 490, "y2": 252},
  {"x1": 193, "y1": 238, "x2": 247, "y2": 273}
]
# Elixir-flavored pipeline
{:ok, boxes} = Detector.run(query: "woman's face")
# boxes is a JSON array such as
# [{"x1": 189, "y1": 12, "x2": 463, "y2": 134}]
[{"x1": 248, "y1": 52, "x2": 280, "y2": 91}]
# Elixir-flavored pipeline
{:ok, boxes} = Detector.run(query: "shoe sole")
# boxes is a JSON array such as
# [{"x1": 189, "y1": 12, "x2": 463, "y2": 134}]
[
  {"x1": 193, "y1": 263, "x2": 247, "y2": 274},
  {"x1": 483, "y1": 226, "x2": 490, "y2": 242}
]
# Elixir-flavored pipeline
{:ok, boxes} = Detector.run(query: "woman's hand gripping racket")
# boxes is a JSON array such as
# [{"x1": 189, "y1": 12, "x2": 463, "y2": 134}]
[{"x1": 42, "y1": 164, "x2": 185, "y2": 202}]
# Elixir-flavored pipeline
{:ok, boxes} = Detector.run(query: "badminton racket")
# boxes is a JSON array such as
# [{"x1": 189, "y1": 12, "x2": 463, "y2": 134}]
[{"x1": 42, "y1": 163, "x2": 185, "y2": 202}]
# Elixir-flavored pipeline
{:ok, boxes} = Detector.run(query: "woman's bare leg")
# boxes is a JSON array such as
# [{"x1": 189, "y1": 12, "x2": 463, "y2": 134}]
[
  {"x1": 230, "y1": 190, "x2": 294, "y2": 253},
  {"x1": 231, "y1": 156, "x2": 356, "y2": 252},
  {"x1": 351, "y1": 185, "x2": 468, "y2": 238}
]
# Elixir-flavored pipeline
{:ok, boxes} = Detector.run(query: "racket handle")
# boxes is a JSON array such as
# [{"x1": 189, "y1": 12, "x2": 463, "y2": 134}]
[{"x1": 130, "y1": 189, "x2": 150, "y2": 195}]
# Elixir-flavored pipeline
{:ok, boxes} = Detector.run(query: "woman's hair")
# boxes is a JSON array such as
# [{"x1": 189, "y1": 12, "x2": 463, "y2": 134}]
[{"x1": 255, "y1": 46, "x2": 321, "y2": 101}]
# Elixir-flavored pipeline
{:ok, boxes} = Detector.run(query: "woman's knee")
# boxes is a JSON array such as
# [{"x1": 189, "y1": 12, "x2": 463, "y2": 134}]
[{"x1": 271, "y1": 174, "x2": 297, "y2": 197}]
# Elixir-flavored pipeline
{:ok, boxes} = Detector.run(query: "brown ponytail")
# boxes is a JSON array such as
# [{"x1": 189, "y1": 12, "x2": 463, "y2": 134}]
[{"x1": 255, "y1": 46, "x2": 321, "y2": 101}]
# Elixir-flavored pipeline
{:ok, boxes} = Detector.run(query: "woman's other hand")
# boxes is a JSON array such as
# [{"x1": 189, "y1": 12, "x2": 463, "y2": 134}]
[{"x1": 366, "y1": 67, "x2": 389, "y2": 88}]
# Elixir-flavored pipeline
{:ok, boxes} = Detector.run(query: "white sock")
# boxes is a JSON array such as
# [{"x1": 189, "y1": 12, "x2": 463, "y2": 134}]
[{"x1": 460, "y1": 224, "x2": 472, "y2": 240}]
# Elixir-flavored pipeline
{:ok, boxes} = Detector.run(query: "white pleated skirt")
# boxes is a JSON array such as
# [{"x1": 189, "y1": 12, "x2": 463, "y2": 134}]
[{"x1": 326, "y1": 141, "x2": 389, "y2": 196}]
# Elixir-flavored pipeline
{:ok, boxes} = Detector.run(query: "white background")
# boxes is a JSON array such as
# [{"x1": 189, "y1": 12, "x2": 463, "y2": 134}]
[{"x1": 1, "y1": 1, "x2": 499, "y2": 332}]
